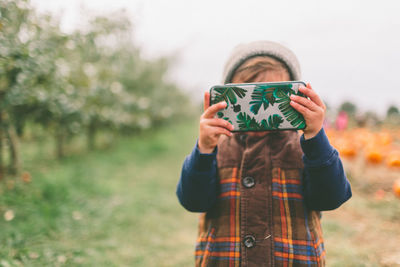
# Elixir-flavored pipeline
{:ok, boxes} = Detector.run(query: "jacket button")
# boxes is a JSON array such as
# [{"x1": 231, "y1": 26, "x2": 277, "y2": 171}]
[
  {"x1": 242, "y1": 176, "x2": 255, "y2": 188},
  {"x1": 243, "y1": 235, "x2": 256, "y2": 248}
]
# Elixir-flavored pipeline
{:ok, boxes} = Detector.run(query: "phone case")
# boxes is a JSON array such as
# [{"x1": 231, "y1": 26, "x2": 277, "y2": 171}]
[{"x1": 209, "y1": 81, "x2": 307, "y2": 132}]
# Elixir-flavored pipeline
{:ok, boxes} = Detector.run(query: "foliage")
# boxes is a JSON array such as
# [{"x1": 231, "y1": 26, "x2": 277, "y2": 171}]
[
  {"x1": 339, "y1": 101, "x2": 357, "y2": 117},
  {"x1": 383, "y1": 105, "x2": 400, "y2": 127},
  {"x1": 0, "y1": 0, "x2": 189, "y2": 176},
  {"x1": 249, "y1": 84, "x2": 301, "y2": 116},
  {"x1": 212, "y1": 86, "x2": 247, "y2": 107},
  {"x1": 274, "y1": 86, "x2": 306, "y2": 129},
  {"x1": 386, "y1": 105, "x2": 399, "y2": 118},
  {"x1": 214, "y1": 83, "x2": 306, "y2": 131},
  {"x1": 249, "y1": 85, "x2": 276, "y2": 115},
  {"x1": 248, "y1": 84, "x2": 305, "y2": 129},
  {"x1": 261, "y1": 114, "x2": 284, "y2": 129},
  {"x1": 237, "y1": 112, "x2": 259, "y2": 130},
  {"x1": 236, "y1": 112, "x2": 283, "y2": 131}
]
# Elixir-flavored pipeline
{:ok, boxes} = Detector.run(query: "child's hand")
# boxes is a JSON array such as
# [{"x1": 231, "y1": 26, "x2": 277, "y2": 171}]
[
  {"x1": 198, "y1": 92, "x2": 234, "y2": 153},
  {"x1": 289, "y1": 83, "x2": 326, "y2": 140}
]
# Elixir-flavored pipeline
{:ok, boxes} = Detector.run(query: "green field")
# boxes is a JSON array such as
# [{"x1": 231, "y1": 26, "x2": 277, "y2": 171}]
[
  {"x1": 1, "y1": 119, "x2": 399, "y2": 266},
  {"x1": 0, "y1": 119, "x2": 199, "y2": 266}
]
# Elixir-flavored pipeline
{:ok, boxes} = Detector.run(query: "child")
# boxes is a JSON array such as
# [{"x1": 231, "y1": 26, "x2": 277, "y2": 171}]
[{"x1": 176, "y1": 41, "x2": 352, "y2": 267}]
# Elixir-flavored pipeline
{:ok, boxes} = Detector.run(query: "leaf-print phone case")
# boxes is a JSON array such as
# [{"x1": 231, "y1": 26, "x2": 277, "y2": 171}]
[{"x1": 209, "y1": 81, "x2": 307, "y2": 132}]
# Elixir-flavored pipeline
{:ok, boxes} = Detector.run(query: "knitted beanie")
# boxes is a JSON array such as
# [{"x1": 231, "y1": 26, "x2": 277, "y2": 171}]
[{"x1": 222, "y1": 40, "x2": 301, "y2": 84}]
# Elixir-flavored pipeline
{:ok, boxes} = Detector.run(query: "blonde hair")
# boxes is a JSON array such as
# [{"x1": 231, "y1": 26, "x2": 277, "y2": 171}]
[{"x1": 231, "y1": 56, "x2": 290, "y2": 83}]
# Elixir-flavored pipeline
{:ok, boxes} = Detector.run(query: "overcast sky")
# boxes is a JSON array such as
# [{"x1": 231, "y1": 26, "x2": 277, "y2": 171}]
[{"x1": 31, "y1": 0, "x2": 400, "y2": 115}]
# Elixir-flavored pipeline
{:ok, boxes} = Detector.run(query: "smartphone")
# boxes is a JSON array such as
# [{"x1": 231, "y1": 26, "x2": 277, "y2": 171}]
[{"x1": 209, "y1": 81, "x2": 307, "y2": 132}]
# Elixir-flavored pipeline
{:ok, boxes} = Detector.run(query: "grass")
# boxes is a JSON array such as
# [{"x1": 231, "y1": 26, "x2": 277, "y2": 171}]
[
  {"x1": 1, "y1": 119, "x2": 400, "y2": 266},
  {"x1": 322, "y1": 161, "x2": 400, "y2": 267},
  {"x1": 0, "y1": 119, "x2": 200, "y2": 266}
]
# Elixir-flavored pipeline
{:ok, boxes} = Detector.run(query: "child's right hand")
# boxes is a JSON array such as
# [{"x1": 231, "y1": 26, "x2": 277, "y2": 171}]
[{"x1": 198, "y1": 91, "x2": 234, "y2": 154}]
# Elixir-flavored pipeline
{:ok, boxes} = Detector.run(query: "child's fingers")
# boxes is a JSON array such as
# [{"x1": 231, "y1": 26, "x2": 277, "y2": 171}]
[
  {"x1": 202, "y1": 101, "x2": 227, "y2": 119},
  {"x1": 206, "y1": 118, "x2": 234, "y2": 131},
  {"x1": 290, "y1": 95, "x2": 319, "y2": 111},
  {"x1": 204, "y1": 91, "x2": 210, "y2": 111},
  {"x1": 299, "y1": 85, "x2": 325, "y2": 109},
  {"x1": 211, "y1": 126, "x2": 233, "y2": 137},
  {"x1": 290, "y1": 100, "x2": 309, "y2": 117}
]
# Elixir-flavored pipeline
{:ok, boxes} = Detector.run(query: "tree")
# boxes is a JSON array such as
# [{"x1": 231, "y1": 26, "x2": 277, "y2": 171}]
[
  {"x1": 387, "y1": 105, "x2": 399, "y2": 118},
  {"x1": 0, "y1": 0, "x2": 190, "y2": 177},
  {"x1": 385, "y1": 105, "x2": 400, "y2": 126},
  {"x1": 339, "y1": 101, "x2": 357, "y2": 117},
  {"x1": 0, "y1": 0, "x2": 35, "y2": 176}
]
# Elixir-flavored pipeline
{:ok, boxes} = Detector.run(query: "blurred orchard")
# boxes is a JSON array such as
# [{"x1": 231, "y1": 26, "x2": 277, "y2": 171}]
[
  {"x1": 0, "y1": 0, "x2": 400, "y2": 265},
  {"x1": 0, "y1": 0, "x2": 190, "y2": 178}
]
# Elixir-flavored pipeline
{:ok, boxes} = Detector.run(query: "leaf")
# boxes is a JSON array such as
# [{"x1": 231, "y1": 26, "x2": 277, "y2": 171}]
[
  {"x1": 272, "y1": 84, "x2": 295, "y2": 99},
  {"x1": 249, "y1": 86, "x2": 276, "y2": 115},
  {"x1": 237, "y1": 112, "x2": 256, "y2": 130},
  {"x1": 236, "y1": 112, "x2": 283, "y2": 131},
  {"x1": 233, "y1": 104, "x2": 241, "y2": 112},
  {"x1": 232, "y1": 87, "x2": 247, "y2": 98},
  {"x1": 259, "y1": 114, "x2": 283, "y2": 130},
  {"x1": 213, "y1": 86, "x2": 247, "y2": 107},
  {"x1": 274, "y1": 87, "x2": 306, "y2": 129},
  {"x1": 226, "y1": 89, "x2": 237, "y2": 105},
  {"x1": 236, "y1": 112, "x2": 247, "y2": 130},
  {"x1": 267, "y1": 114, "x2": 284, "y2": 129}
]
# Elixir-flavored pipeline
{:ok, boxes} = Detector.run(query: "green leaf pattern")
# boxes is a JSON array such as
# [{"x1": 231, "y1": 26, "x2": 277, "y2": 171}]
[
  {"x1": 210, "y1": 82, "x2": 306, "y2": 131},
  {"x1": 274, "y1": 87, "x2": 306, "y2": 129},
  {"x1": 237, "y1": 112, "x2": 284, "y2": 131},
  {"x1": 249, "y1": 86, "x2": 276, "y2": 115},
  {"x1": 213, "y1": 87, "x2": 247, "y2": 107}
]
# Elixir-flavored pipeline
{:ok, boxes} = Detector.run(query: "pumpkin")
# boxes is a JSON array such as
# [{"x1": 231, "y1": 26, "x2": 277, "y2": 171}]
[
  {"x1": 376, "y1": 132, "x2": 392, "y2": 146},
  {"x1": 393, "y1": 179, "x2": 400, "y2": 198},
  {"x1": 332, "y1": 132, "x2": 358, "y2": 158},
  {"x1": 365, "y1": 146, "x2": 384, "y2": 164},
  {"x1": 387, "y1": 152, "x2": 400, "y2": 168},
  {"x1": 338, "y1": 142, "x2": 357, "y2": 158}
]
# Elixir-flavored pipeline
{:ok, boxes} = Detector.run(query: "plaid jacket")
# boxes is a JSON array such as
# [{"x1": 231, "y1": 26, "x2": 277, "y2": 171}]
[{"x1": 195, "y1": 131, "x2": 325, "y2": 267}]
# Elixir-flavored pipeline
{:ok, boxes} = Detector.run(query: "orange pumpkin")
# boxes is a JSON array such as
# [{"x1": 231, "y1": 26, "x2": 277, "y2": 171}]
[
  {"x1": 393, "y1": 179, "x2": 400, "y2": 198},
  {"x1": 376, "y1": 132, "x2": 392, "y2": 146},
  {"x1": 365, "y1": 147, "x2": 384, "y2": 164},
  {"x1": 387, "y1": 152, "x2": 400, "y2": 168},
  {"x1": 339, "y1": 145, "x2": 357, "y2": 158},
  {"x1": 334, "y1": 136, "x2": 358, "y2": 159}
]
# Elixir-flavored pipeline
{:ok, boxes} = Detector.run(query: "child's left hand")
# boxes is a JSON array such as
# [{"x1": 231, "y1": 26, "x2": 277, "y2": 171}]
[{"x1": 289, "y1": 83, "x2": 326, "y2": 140}]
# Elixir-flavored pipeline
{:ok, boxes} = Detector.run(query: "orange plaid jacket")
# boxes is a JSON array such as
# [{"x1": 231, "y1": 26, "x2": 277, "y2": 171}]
[{"x1": 195, "y1": 131, "x2": 325, "y2": 267}]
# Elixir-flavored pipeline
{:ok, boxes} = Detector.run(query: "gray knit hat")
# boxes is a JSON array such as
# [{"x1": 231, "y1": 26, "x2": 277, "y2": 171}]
[{"x1": 222, "y1": 40, "x2": 301, "y2": 84}]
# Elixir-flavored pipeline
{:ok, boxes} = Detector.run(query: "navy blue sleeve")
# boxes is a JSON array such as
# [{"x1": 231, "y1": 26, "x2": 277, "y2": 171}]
[
  {"x1": 176, "y1": 141, "x2": 218, "y2": 212},
  {"x1": 301, "y1": 128, "x2": 352, "y2": 211}
]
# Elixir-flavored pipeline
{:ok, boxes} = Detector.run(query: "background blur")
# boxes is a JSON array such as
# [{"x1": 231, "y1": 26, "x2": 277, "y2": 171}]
[{"x1": 0, "y1": 0, "x2": 399, "y2": 266}]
